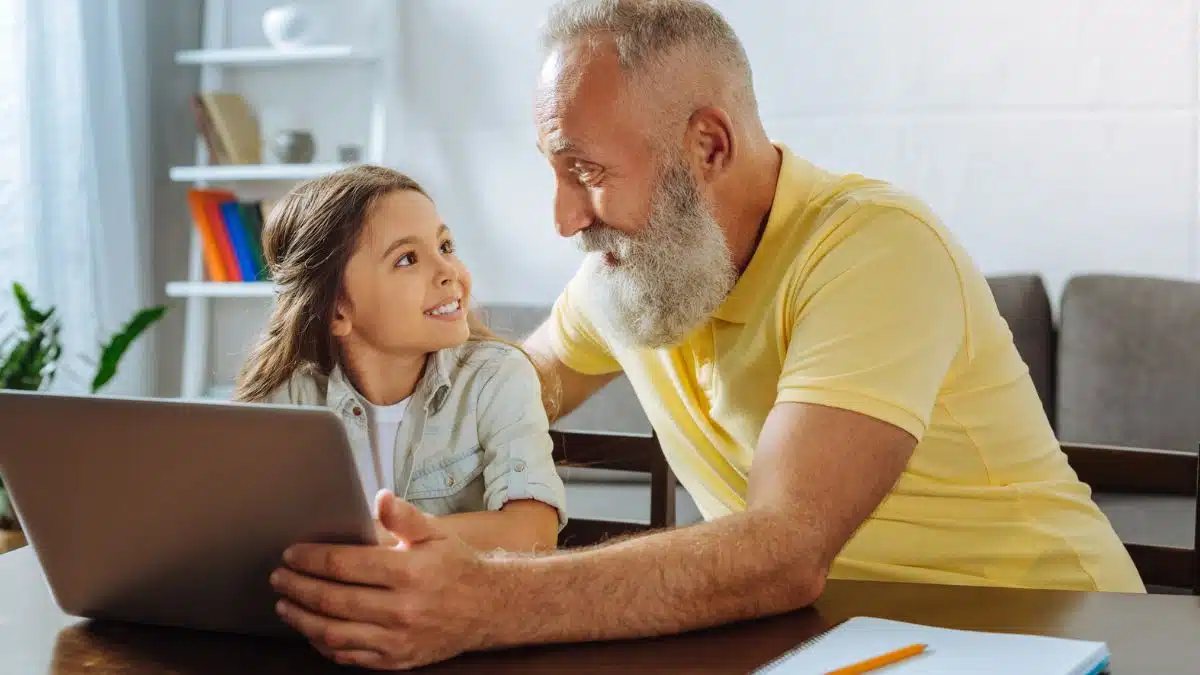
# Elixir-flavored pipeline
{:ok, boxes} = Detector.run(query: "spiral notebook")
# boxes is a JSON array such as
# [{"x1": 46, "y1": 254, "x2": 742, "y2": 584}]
[{"x1": 756, "y1": 617, "x2": 1111, "y2": 675}]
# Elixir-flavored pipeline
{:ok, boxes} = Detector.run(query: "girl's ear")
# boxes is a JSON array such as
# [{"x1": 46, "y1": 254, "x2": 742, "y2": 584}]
[{"x1": 331, "y1": 299, "x2": 352, "y2": 338}]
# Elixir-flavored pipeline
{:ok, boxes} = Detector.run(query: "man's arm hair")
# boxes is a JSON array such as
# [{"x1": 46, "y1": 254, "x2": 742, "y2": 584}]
[
  {"x1": 523, "y1": 320, "x2": 619, "y2": 422},
  {"x1": 476, "y1": 402, "x2": 916, "y2": 647}
]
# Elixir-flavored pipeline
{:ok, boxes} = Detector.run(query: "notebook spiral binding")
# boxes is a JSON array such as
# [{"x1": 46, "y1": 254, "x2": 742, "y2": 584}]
[{"x1": 752, "y1": 623, "x2": 839, "y2": 673}]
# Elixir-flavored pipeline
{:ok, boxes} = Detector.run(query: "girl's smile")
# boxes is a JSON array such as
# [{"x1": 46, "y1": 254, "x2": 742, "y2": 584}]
[{"x1": 424, "y1": 297, "x2": 465, "y2": 321}]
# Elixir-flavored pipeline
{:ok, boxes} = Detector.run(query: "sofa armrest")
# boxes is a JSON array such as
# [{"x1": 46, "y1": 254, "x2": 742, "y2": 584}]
[{"x1": 1062, "y1": 442, "x2": 1198, "y2": 496}]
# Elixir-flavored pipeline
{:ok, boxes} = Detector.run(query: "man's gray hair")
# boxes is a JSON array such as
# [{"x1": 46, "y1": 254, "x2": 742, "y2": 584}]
[{"x1": 540, "y1": 0, "x2": 758, "y2": 117}]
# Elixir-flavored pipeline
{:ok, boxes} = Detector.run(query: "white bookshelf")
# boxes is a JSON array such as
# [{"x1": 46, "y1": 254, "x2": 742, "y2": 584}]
[
  {"x1": 204, "y1": 384, "x2": 236, "y2": 401},
  {"x1": 175, "y1": 45, "x2": 377, "y2": 66},
  {"x1": 169, "y1": 163, "x2": 349, "y2": 182},
  {"x1": 165, "y1": 281, "x2": 276, "y2": 298},
  {"x1": 172, "y1": 0, "x2": 399, "y2": 399}
]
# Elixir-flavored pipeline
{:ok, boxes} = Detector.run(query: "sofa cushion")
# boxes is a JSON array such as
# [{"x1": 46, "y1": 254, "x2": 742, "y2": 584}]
[
  {"x1": 985, "y1": 274, "x2": 1056, "y2": 426},
  {"x1": 1057, "y1": 274, "x2": 1200, "y2": 452},
  {"x1": 1091, "y1": 492, "x2": 1196, "y2": 549}
]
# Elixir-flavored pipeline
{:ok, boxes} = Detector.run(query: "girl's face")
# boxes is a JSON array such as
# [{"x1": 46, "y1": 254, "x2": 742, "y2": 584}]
[{"x1": 332, "y1": 189, "x2": 472, "y2": 356}]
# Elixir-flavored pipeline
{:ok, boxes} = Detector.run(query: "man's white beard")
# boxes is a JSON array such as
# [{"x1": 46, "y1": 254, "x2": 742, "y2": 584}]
[{"x1": 578, "y1": 160, "x2": 736, "y2": 349}]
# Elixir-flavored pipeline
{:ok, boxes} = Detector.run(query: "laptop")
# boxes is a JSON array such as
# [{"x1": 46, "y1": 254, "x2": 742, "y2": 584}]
[{"x1": 0, "y1": 390, "x2": 378, "y2": 638}]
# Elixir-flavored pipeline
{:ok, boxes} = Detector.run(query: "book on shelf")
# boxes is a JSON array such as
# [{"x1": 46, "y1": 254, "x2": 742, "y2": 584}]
[
  {"x1": 186, "y1": 189, "x2": 276, "y2": 282},
  {"x1": 190, "y1": 91, "x2": 262, "y2": 165}
]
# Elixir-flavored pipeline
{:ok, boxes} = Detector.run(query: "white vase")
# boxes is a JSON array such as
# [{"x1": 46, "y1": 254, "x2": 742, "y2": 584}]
[{"x1": 262, "y1": 5, "x2": 313, "y2": 50}]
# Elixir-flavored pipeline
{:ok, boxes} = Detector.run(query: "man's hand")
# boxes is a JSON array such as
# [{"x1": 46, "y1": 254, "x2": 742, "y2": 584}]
[{"x1": 270, "y1": 492, "x2": 498, "y2": 670}]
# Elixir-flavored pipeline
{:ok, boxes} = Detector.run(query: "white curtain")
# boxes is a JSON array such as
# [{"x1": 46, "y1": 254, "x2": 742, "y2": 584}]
[{"x1": 19, "y1": 0, "x2": 154, "y2": 396}]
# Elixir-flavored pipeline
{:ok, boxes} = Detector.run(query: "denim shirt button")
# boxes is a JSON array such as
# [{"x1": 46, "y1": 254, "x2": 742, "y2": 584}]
[
  {"x1": 445, "y1": 475, "x2": 455, "y2": 487},
  {"x1": 514, "y1": 460, "x2": 526, "y2": 472}
]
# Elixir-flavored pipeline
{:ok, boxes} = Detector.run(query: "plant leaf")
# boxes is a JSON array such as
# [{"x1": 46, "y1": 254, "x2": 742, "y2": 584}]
[
  {"x1": 90, "y1": 305, "x2": 167, "y2": 393},
  {"x1": 0, "y1": 290, "x2": 62, "y2": 392},
  {"x1": 2, "y1": 331, "x2": 46, "y2": 390},
  {"x1": 12, "y1": 282, "x2": 52, "y2": 331}
]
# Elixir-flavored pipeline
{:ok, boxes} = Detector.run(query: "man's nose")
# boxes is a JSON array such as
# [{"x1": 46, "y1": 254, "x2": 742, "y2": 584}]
[{"x1": 554, "y1": 182, "x2": 593, "y2": 238}]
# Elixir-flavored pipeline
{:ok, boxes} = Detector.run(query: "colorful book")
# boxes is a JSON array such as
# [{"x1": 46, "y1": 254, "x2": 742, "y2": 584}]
[
  {"x1": 238, "y1": 201, "x2": 268, "y2": 278},
  {"x1": 199, "y1": 191, "x2": 241, "y2": 281},
  {"x1": 219, "y1": 200, "x2": 258, "y2": 281},
  {"x1": 186, "y1": 192, "x2": 280, "y2": 283},
  {"x1": 185, "y1": 190, "x2": 229, "y2": 282}
]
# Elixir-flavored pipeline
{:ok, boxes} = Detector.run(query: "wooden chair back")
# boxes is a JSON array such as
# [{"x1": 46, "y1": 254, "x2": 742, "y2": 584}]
[
  {"x1": 550, "y1": 430, "x2": 675, "y2": 547},
  {"x1": 1062, "y1": 442, "x2": 1199, "y2": 593}
]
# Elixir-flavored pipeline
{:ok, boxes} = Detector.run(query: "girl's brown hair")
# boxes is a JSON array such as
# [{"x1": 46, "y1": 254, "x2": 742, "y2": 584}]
[{"x1": 233, "y1": 165, "x2": 558, "y2": 416}]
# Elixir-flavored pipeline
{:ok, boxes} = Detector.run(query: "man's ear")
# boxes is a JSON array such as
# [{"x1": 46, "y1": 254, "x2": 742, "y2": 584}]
[{"x1": 686, "y1": 106, "x2": 735, "y2": 182}]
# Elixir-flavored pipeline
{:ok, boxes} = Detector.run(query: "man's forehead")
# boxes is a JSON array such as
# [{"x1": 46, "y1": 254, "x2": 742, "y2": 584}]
[
  {"x1": 539, "y1": 36, "x2": 621, "y2": 84},
  {"x1": 535, "y1": 41, "x2": 629, "y2": 148}
]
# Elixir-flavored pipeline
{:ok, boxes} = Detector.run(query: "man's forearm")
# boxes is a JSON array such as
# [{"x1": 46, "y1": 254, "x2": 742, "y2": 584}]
[{"x1": 478, "y1": 509, "x2": 825, "y2": 648}]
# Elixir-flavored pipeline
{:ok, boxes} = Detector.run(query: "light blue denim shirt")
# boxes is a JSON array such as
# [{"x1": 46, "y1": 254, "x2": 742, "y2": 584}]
[{"x1": 266, "y1": 342, "x2": 567, "y2": 528}]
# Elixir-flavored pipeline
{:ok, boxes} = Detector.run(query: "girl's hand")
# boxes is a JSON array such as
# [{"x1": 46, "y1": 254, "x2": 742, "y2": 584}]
[
  {"x1": 373, "y1": 519, "x2": 400, "y2": 548},
  {"x1": 370, "y1": 489, "x2": 406, "y2": 548}
]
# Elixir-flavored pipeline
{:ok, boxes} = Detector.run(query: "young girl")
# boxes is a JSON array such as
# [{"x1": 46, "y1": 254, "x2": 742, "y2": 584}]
[{"x1": 234, "y1": 165, "x2": 566, "y2": 553}]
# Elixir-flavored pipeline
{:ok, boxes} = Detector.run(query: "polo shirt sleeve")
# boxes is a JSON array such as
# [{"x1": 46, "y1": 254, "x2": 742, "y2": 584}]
[
  {"x1": 546, "y1": 270, "x2": 623, "y2": 376},
  {"x1": 776, "y1": 207, "x2": 965, "y2": 441}
]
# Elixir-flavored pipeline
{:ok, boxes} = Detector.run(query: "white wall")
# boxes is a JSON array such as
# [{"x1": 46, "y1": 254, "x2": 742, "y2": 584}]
[{"x1": 169, "y1": 0, "x2": 1199, "y2": 390}]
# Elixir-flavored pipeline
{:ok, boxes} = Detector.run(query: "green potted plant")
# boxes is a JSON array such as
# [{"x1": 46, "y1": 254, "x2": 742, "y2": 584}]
[{"x1": 0, "y1": 282, "x2": 166, "y2": 550}]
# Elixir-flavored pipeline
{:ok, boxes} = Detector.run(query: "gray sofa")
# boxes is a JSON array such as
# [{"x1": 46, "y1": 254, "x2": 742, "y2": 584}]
[
  {"x1": 987, "y1": 273, "x2": 1200, "y2": 561},
  {"x1": 483, "y1": 273, "x2": 1200, "y2": 550}
]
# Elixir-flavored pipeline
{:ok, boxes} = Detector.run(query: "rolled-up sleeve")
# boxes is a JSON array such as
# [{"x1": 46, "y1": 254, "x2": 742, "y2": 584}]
[{"x1": 477, "y1": 347, "x2": 569, "y2": 529}]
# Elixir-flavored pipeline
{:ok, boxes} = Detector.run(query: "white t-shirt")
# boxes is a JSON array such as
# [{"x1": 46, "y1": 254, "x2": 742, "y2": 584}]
[{"x1": 359, "y1": 396, "x2": 410, "y2": 505}]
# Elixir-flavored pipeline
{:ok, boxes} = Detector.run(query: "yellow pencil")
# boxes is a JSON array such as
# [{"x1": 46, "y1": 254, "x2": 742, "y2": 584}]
[{"x1": 824, "y1": 643, "x2": 928, "y2": 674}]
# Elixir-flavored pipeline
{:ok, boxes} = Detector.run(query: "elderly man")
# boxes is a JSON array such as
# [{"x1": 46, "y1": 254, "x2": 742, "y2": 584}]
[{"x1": 269, "y1": 0, "x2": 1144, "y2": 669}]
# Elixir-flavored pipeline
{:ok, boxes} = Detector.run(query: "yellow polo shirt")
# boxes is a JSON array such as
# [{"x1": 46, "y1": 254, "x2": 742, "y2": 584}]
[{"x1": 548, "y1": 145, "x2": 1144, "y2": 593}]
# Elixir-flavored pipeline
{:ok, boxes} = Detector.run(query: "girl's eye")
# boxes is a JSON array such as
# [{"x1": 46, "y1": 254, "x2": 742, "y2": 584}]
[
  {"x1": 395, "y1": 252, "x2": 416, "y2": 267},
  {"x1": 440, "y1": 239, "x2": 456, "y2": 255}
]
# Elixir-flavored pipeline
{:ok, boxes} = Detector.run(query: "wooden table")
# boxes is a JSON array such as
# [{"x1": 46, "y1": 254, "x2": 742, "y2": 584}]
[{"x1": 3, "y1": 548, "x2": 1200, "y2": 674}]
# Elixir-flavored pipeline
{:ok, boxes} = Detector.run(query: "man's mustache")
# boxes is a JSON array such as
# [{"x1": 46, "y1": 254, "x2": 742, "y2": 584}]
[{"x1": 576, "y1": 221, "x2": 635, "y2": 253}]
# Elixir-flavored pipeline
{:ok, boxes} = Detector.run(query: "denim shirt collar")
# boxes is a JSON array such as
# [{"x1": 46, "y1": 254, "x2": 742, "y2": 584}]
[{"x1": 324, "y1": 348, "x2": 454, "y2": 418}]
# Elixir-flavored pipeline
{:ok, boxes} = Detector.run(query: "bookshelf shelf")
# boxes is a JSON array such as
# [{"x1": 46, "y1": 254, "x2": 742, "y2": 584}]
[
  {"x1": 204, "y1": 384, "x2": 236, "y2": 401},
  {"x1": 175, "y1": 45, "x2": 377, "y2": 66},
  {"x1": 166, "y1": 281, "x2": 276, "y2": 299},
  {"x1": 170, "y1": 163, "x2": 349, "y2": 182}
]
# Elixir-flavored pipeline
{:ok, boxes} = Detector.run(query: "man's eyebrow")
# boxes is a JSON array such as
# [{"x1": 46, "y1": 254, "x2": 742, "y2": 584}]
[{"x1": 539, "y1": 135, "x2": 579, "y2": 156}]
